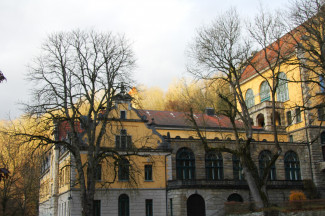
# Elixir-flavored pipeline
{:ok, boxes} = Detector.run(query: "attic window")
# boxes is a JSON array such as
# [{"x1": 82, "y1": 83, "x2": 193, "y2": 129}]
[{"x1": 120, "y1": 110, "x2": 126, "y2": 120}]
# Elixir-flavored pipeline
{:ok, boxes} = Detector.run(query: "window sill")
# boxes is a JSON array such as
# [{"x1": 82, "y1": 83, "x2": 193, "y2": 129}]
[
  {"x1": 144, "y1": 180, "x2": 154, "y2": 182},
  {"x1": 118, "y1": 180, "x2": 129, "y2": 182}
]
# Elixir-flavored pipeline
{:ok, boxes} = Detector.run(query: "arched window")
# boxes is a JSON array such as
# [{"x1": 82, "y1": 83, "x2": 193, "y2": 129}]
[
  {"x1": 118, "y1": 194, "x2": 129, "y2": 216},
  {"x1": 205, "y1": 151, "x2": 223, "y2": 180},
  {"x1": 245, "y1": 89, "x2": 255, "y2": 108},
  {"x1": 176, "y1": 148, "x2": 195, "y2": 180},
  {"x1": 284, "y1": 151, "x2": 301, "y2": 181},
  {"x1": 232, "y1": 155, "x2": 243, "y2": 180},
  {"x1": 258, "y1": 150, "x2": 276, "y2": 180},
  {"x1": 118, "y1": 158, "x2": 130, "y2": 181},
  {"x1": 277, "y1": 72, "x2": 289, "y2": 102},
  {"x1": 260, "y1": 81, "x2": 270, "y2": 102}
]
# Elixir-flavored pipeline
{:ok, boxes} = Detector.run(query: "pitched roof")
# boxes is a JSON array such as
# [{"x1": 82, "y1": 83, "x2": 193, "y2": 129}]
[
  {"x1": 240, "y1": 31, "x2": 300, "y2": 82},
  {"x1": 137, "y1": 109, "x2": 253, "y2": 130}
]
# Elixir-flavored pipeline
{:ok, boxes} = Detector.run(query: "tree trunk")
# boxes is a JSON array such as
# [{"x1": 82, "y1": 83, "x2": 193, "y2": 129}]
[{"x1": 242, "y1": 166, "x2": 265, "y2": 209}]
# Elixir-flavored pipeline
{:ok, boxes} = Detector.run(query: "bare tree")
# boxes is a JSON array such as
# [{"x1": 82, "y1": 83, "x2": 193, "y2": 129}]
[
  {"x1": 284, "y1": 0, "x2": 325, "y2": 122},
  {"x1": 0, "y1": 126, "x2": 39, "y2": 216},
  {"x1": 187, "y1": 8, "x2": 291, "y2": 209},
  {"x1": 16, "y1": 30, "x2": 136, "y2": 216},
  {"x1": 288, "y1": 0, "x2": 325, "y2": 77},
  {"x1": 0, "y1": 71, "x2": 5, "y2": 83}
]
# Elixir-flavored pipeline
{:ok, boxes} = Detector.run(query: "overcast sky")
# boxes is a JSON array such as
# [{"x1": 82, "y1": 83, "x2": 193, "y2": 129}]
[{"x1": 0, "y1": 0, "x2": 288, "y2": 120}]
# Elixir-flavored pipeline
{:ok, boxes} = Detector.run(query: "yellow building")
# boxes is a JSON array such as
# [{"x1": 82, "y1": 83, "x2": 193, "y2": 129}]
[
  {"x1": 39, "y1": 93, "x2": 171, "y2": 216},
  {"x1": 39, "y1": 88, "x2": 314, "y2": 215},
  {"x1": 239, "y1": 34, "x2": 325, "y2": 198}
]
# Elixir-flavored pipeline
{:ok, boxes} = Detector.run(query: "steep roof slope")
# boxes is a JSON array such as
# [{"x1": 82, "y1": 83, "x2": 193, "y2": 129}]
[{"x1": 240, "y1": 31, "x2": 300, "y2": 83}]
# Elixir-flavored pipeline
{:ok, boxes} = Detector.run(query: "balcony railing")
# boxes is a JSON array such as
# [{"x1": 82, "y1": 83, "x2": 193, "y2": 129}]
[
  {"x1": 249, "y1": 100, "x2": 285, "y2": 111},
  {"x1": 167, "y1": 179, "x2": 303, "y2": 190}
]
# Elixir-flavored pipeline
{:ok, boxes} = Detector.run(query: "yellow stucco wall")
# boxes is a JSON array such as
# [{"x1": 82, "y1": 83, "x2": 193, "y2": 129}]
[{"x1": 240, "y1": 57, "x2": 307, "y2": 134}]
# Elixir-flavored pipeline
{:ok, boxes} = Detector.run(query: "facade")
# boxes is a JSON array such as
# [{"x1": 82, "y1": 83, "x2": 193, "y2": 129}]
[
  {"x1": 39, "y1": 91, "x2": 315, "y2": 216},
  {"x1": 39, "y1": 96, "x2": 170, "y2": 216},
  {"x1": 38, "y1": 29, "x2": 325, "y2": 216},
  {"x1": 239, "y1": 37, "x2": 325, "y2": 196}
]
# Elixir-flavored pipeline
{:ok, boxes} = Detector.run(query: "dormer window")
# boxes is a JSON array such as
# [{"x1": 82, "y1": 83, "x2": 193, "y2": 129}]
[
  {"x1": 116, "y1": 129, "x2": 132, "y2": 149},
  {"x1": 120, "y1": 110, "x2": 126, "y2": 120}
]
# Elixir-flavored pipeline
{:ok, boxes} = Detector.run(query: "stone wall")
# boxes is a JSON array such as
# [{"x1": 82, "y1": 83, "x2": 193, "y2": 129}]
[{"x1": 65, "y1": 188, "x2": 167, "y2": 216}]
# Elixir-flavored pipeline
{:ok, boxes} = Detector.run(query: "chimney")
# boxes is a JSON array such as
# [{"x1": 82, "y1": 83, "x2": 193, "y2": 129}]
[{"x1": 205, "y1": 108, "x2": 215, "y2": 116}]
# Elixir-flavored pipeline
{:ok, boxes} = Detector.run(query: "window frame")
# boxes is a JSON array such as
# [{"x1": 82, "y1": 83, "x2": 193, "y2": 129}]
[
  {"x1": 260, "y1": 81, "x2": 270, "y2": 102},
  {"x1": 176, "y1": 148, "x2": 195, "y2": 180},
  {"x1": 118, "y1": 159, "x2": 130, "y2": 181},
  {"x1": 258, "y1": 150, "x2": 276, "y2": 180},
  {"x1": 116, "y1": 129, "x2": 132, "y2": 149},
  {"x1": 144, "y1": 164, "x2": 153, "y2": 181},
  {"x1": 118, "y1": 194, "x2": 129, "y2": 216},
  {"x1": 145, "y1": 199, "x2": 153, "y2": 216},
  {"x1": 284, "y1": 151, "x2": 301, "y2": 181},
  {"x1": 245, "y1": 88, "x2": 255, "y2": 108},
  {"x1": 95, "y1": 164, "x2": 102, "y2": 181},
  {"x1": 320, "y1": 75, "x2": 325, "y2": 93},
  {"x1": 120, "y1": 110, "x2": 126, "y2": 120},
  {"x1": 276, "y1": 72, "x2": 289, "y2": 102},
  {"x1": 205, "y1": 151, "x2": 223, "y2": 180},
  {"x1": 232, "y1": 154, "x2": 243, "y2": 180},
  {"x1": 287, "y1": 111, "x2": 292, "y2": 125},
  {"x1": 295, "y1": 108, "x2": 302, "y2": 123},
  {"x1": 93, "y1": 200, "x2": 101, "y2": 216},
  {"x1": 318, "y1": 106, "x2": 325, "y2": 121},
  {"x1": 289, "y1": 135, "x2": 293, "y2": 143}
]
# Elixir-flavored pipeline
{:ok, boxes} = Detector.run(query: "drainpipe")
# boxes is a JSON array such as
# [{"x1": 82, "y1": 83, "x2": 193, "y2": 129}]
[
  {"x1": 165, "y1": 152, "x2": 172, "y2": 216},
  {"x1": 53, "y1": 120, "x2": 60, "y2": 216},
  {"x1": 53, "y1": 145, "x2": 60, "y2": 216}
]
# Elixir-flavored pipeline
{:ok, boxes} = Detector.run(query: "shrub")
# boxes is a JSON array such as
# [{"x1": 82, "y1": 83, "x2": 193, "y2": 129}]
[{"x1": 289, "y1": 191, "x2": 306, "y2": 201}]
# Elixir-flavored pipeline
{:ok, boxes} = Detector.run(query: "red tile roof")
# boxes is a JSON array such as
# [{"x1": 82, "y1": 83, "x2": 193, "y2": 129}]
[
  {"x1": 58, "y1": 121, "x2": 83, "y2": 140},
  {"x1": 137, "y1": 109, "x2": 255, "y2": 130},
  {"x1": 240, "y1": 31, "x2": 300, "y2": 82}
]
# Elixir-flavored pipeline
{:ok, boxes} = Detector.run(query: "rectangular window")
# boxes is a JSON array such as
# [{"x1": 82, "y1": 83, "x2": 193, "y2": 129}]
[
  {"x1": 94, "y1": 200, "x2": 101, "y2": 216},
  {"x1": 145, "y1": 199, "x2": 153, "y2": 216},
  {"x1": 95, "y1": 164, "x2": 101, "y2": 181},
  {"x1": 233, "y1": 156, "x2": 243, "y2": 181},
  {"x1": 116, "y1": 130, "x2": 132, "y2": 149},
  {"x1": 289, "y1": 135, "x2": 293, "y2": 143},
  {"x1": 120, "y1": 110, "x2": 126, "y2": 119},
  {"x1": 318, "y1": 107, "x2": 325, "y2": 120},
  {"x1": 320, "y1": 75, "x2": 325, "y2": 92},
  {"x1": 145, "y1": 165, "x2": 153, "y2": 181},
  {"x1": 286, "y1": 111, "x2": 292, "y2": 125},
  {"x1": 170, "y1": 198, "x2": 173, "y2": 216},
  {"x1": 118, "y1": 160, "x2": 130, "y2": 181},
  {"x1": 295, "y1": 108, "x2": 301, "y2": 123}
]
